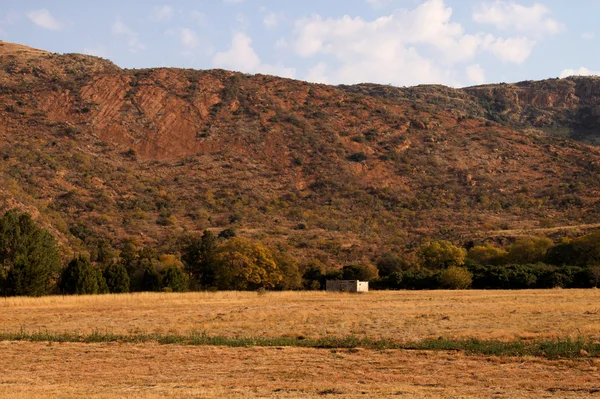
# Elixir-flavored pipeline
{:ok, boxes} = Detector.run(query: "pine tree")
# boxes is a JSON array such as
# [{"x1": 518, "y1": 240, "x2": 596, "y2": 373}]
[
  {"x1": 59, "y1": 256, "x2": 101, "y2": 295},
  {"x1": 162, "y1": 266, "x2": 188, "y2": 292},
  {"x1": 0, "y1": 210, "x2": 61, "y2": 296},
  {"x1": 103, "y1": 262, "x2": 130, "y2": 293},
  {"x1": 182, "y1": 230, "x2": 218, "y2": 288},
  {"x1": 142, "y1": 265, "x2": 162, "y2": 291}
]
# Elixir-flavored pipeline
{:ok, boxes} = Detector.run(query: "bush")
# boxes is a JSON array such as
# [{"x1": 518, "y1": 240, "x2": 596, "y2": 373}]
[
  {"x1": 440, "y1": 267, "x2": 473, "y2": 289},
  {"x1": 400, "y1": 269, "x2": 440, "y2": 290},
  {"x1": 218, "y1": 228, "x2": 236, "y2": 239},
  {"x1": 348, "y1": 152, "x2": 368, "y2": 162},
  {"x1": 375, "y1": 269, "x2": 440, "y2": 290}
]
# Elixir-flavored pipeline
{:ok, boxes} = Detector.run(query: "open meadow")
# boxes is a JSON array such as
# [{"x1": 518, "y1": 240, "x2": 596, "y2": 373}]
[{"x1": 1, "y1": 290, "x2": 600, "y2": 398}]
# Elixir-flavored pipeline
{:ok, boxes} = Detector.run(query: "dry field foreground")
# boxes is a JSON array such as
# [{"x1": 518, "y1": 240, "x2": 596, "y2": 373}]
[
  {"x1": 1, "y1": 290, "x2": 600, "y2": 341},
  {"x1": 0, "y1": 341, "x2": 598, "y2": 399},
  {"x1": 2, "y1": 290, "x2": 600, "y2": 398}
]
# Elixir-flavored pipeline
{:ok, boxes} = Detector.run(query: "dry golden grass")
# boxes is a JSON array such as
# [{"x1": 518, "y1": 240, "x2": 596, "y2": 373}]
[
  {"x1": 2, "y1": 290, "x2": 600, "y2": 341},
  {"x1": 1, "y1": 341, "x2": 598, "y2": 398},
  {"x1": 2, "y1": 290, "x2": 600, "y2": 398}
]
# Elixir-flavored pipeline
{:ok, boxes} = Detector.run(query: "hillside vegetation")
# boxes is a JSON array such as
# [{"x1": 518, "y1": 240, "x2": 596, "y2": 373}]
[{"x1": 2, "y1": 40, "x2": 600, "y2": 271}]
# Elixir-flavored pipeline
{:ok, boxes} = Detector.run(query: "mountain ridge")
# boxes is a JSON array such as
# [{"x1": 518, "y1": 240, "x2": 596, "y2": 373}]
[{"x1": 1, "y1": 40, "x2": 600, "y2": 265}]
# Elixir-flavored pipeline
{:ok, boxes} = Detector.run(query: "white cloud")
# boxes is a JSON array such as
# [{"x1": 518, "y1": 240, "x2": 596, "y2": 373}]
[
  {"x1": 151, "y1": 5, "x2": 174, "y2": 22},
  {"x1": 213, "y1": 32, "x2": 296, "y2": 79},
  {"x1": 487, "y1": 36, "x2": 535, "y2": 64},
  {"x1": 27, "y1": 9, "x2": 63, "y2": 31},
  {"x1": 306, "y1": 62, "x2": 330, "y2": 84},
  {"x1": 178, "y1": 28, "x2": 198, "y2": 49},
  {"x1": 286, "y1": 0, "x2": 547, "y2": 86},
  {"x1": 466, "y1": 64, "x2": 486, "y2": 85},
  {"x1": 559, "y1": 67, "x2": 600, "y2": 78},
  {"x1": 290, "y1": 0, "x2": 540, "y2": 86},
  {"x1": 263, "y1": 12, "x2": 284, "y2": 29},
  {"x1": 473, "y1": 1, "x2": 564, "y2": 36},
  {"x1": 165, "y1": 27, "x2": 212, "y2": 57},
  {"x1": 112, "y1": 18, "x2": 145, "y2": 53}
]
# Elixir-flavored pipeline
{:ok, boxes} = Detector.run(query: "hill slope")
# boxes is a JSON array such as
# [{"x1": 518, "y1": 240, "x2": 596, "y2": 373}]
[{"x1": 1, "y1": 40, "x2": 600, "y2": 264}]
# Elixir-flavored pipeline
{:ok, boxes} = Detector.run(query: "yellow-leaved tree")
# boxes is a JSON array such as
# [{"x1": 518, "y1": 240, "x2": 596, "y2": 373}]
[
  {"x1": 214, "y1": 238, "x2": 282, "y2": 290},
  {"x1": 418, "y1": 240, "x2": 466, "y2": 269}
]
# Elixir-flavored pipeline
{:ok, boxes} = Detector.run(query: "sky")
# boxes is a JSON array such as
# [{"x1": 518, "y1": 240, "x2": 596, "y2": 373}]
[{"x1": 0, "y1": 0, "x2": 598, "y2": 88}]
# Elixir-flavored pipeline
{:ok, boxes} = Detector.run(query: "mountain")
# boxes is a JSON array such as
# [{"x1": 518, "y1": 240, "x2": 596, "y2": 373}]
[{"x1": 2, "y1": 40, "x2": 600, "y2": 265}]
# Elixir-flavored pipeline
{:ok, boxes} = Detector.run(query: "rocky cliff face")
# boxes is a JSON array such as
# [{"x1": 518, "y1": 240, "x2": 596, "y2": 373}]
[
  {"x1": 2, "y1": 40, "x2": 600, "y2": 263},
  {"x1": 464, "y1": 78, "x2": 600, "y2": 143}
]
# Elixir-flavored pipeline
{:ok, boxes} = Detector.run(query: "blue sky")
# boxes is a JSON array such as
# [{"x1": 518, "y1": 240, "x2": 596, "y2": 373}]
[{"x1": 1, "y1": 0, "x2": 598, "y2": 87}]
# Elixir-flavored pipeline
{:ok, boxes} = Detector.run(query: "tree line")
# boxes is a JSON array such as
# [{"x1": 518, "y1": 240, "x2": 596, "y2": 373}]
[
  {"x1": 374, "y1": 236, "x2": 600, "y2": 290},
  {"x1": 1, "y1": 210, "x2": 600, "y2": 296}
]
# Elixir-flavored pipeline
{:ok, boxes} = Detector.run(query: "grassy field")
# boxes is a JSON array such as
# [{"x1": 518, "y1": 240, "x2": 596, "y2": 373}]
[
  {"x1": 2, "y1": 290, "x2": 600, "y2": 398},
  {"x1": 2, "y1": 290, "x2": 600, "y2": 340}
]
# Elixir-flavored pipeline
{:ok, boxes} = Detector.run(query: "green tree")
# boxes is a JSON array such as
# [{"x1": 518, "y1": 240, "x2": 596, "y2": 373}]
[
  {"x1": 0, "y1": 210, "x2": 61, "y2": 296},
  {"x1": 162, "y1": 266, "x2": 189, "y2": 292},
  {"x1": 342, "y1": 263, "x2": 379, "y2": 281},
  {"x1": 103, "y1": 262, "x2": 130, "y2": 293},
  {"x1": 213, "y1": 238, "x2": 282, "y2": 290},
  {"x1": 418, "y1": 240, "x2": 466, "y2": 269},
  {"x1": 181, "y1": 230, "x2": 218, "y2": 289},
  {"x1": 376, "y1": 253, "x2": 413, "y2": 276},
  {"x1": 59, "y1": 256, "x2": 103, "y2": 295},
  {"x1": 440, "y1": 266, "x2": 473, "y2": 289},
  {"x1": 272, "y1": 249, "x2": 302, "y2": 290},
  {"x1": 142, "y1": 265, "x2": 162, "y2": 292},
  {"x1": 301, "y1": 260, "x2": 325, "y2": 290}
]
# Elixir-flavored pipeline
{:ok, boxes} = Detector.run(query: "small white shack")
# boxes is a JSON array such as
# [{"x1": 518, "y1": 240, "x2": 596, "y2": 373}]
[{"x1": 326, "y1": 280, "x2": 369, "y2": 293}]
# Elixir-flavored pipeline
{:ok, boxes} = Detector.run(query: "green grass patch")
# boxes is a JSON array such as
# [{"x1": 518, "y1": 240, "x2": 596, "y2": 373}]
[{"x1": 1, "y1": 330, "x2": 598, "y2": 359}]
